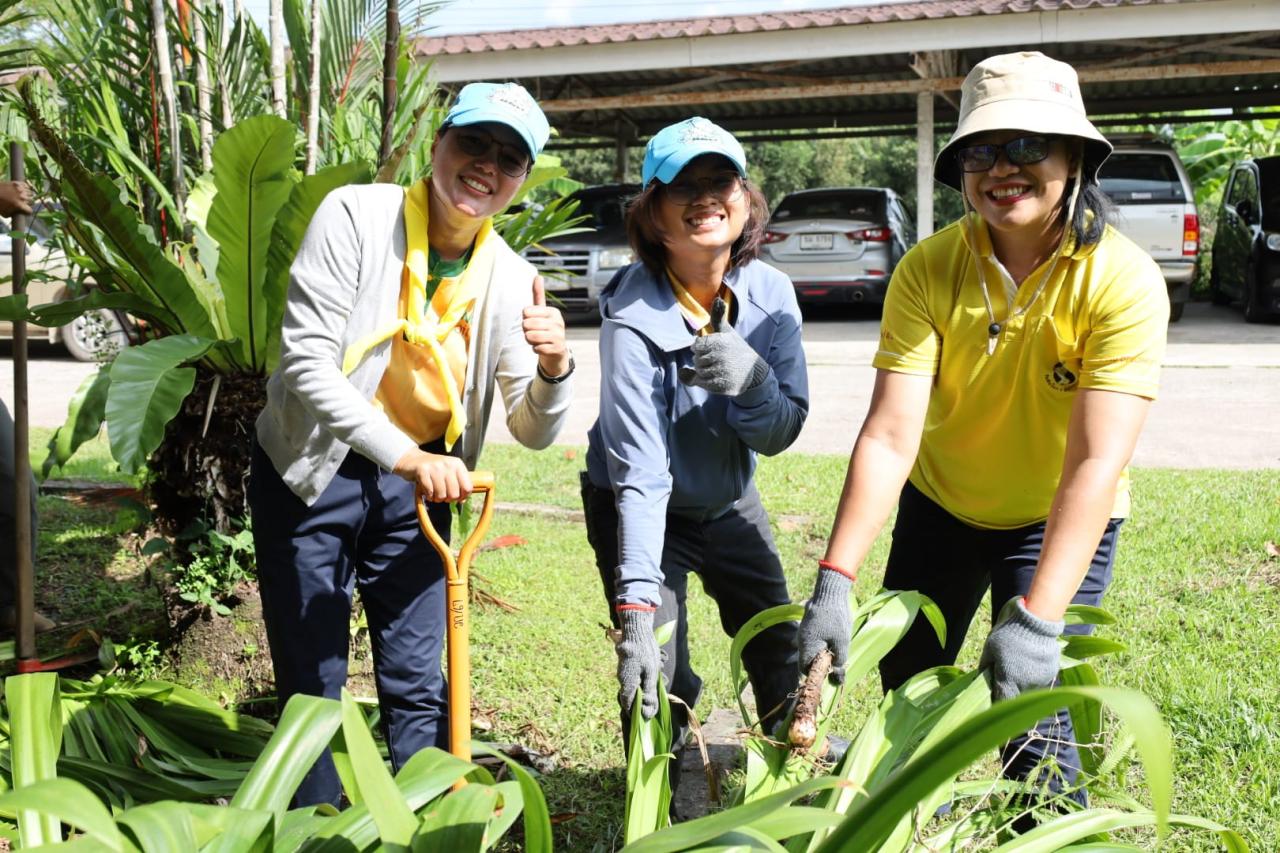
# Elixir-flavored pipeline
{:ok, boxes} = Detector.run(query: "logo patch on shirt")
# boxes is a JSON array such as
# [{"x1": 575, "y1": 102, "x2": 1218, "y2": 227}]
[{"x1": 1044, "y1": 361, "x2": 1078, "y2": 392}]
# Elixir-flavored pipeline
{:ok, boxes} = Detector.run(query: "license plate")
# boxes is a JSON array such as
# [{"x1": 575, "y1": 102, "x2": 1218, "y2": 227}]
[{"x1": 799, "y1": 233, "x2": 834, "y2": 251}]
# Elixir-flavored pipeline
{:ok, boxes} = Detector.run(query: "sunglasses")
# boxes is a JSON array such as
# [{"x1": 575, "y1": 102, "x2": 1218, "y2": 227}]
[
  {"x1": 955, "y1": 135, "x2": 1053, "y2": 173},
  {"x1": 664, "y1": 172, "x2": 744, "y2": 206},
  {"x1": 450, "y1": 128, "x2": 532, "y2": 178}
]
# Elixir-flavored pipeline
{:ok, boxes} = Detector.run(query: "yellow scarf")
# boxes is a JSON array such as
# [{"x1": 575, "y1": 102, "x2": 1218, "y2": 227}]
[
  {"x1": 343, "y1": 180, "x2": 493, "y2": 449},
  {"x1": 666, "y1": 266, "x2": 733, "y2": 336}
]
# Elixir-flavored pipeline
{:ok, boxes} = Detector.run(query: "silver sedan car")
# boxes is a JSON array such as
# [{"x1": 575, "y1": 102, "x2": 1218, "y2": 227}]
[{"x1": 761, "y1": 187, "x2": 914, "y2": 306}]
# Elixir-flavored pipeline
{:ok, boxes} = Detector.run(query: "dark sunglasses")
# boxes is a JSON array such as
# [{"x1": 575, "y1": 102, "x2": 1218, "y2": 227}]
[
  {"x1": 450, "y1": 127, "x2": 532, "y2": 178},
  {"x1": 664, "y1": 172, "x2": 744, "y2": 206},
  {"x1": 955, "y1": 135, "x2": 1053, "y2": 173}
]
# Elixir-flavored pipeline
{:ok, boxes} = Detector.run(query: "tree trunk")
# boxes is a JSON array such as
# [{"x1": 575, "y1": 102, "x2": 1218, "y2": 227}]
[
  {"x1": 151, "y1": 0, "x2": 188, "y2": 227},
  {"x1": 303, "y1": 0, "x2": 321, "y2": 174},
  {"x1": 192, "y1": 0, "x2": 213, "y2": 171},
  {"x1": 268, "y1": 0, "x2": 286, "y2": 118},
  {"x1": 147, "y1": 371, "x2": 266, "y2": 536},
  {"x1": 379, "y1": 0, "x2": 399, "y2": 167}
]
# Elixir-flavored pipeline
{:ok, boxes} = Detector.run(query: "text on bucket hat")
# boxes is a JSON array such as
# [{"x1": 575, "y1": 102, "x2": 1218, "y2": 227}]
[
  {"x1": 934, "y1": 51, "x2": 1112, "y2": 191},
  {"x1": 642, "y1": 117, "x2": 748, "y2": 186},
  {"x1": 443, "y1": 82, "x2": 550, "y2": 160}
]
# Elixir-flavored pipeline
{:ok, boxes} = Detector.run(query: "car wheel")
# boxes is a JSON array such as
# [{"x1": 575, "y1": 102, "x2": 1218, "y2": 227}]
[
  {"x1": 1208, "y1": 260, "x2": 1232, "y2": 306},
  {"x1": 60, "y1": 308, "x2": 129, "y2": 362},
  {"x1": 1168, "y1": 300, "x2": 1184, "y2": 323}
]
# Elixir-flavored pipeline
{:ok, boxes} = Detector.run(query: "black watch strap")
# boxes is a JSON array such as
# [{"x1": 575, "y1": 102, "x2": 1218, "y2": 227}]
[{"x1": 537, "y1": 353, "x2": 575, "y2": 384}]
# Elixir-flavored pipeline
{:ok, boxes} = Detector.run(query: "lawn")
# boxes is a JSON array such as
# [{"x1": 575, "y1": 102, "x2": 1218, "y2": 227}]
[{"x1": 26, "y1": 433, "x2": 1280, "y2": 850}]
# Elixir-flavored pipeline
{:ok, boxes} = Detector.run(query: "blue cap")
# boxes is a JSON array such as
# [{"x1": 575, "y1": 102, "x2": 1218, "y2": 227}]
[
  {"x1": 641, "y1": 117, "x2": 747, "y2": 186},
  {"x1": 443, "y1": 82, "x2": 550, "y2": 159}
]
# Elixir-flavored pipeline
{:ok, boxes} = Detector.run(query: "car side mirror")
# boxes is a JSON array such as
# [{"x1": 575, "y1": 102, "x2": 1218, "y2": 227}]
[{"x1": 1235, "y1": 200, "x2": 1254, "y2": 223}]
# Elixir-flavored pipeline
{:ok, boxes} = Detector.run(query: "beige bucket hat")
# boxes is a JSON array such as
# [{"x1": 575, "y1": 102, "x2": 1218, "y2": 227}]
[{"x1": 935, "y1": 51, "x2": 1112, "y2": 191}]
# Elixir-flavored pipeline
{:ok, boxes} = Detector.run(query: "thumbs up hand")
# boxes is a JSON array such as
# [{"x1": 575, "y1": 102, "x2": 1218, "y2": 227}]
[
  {"x1": 677, "y1": 296, "x2": 770, "y2": 396},
  {"x1": 523, "y1": 275, "x2": 571, "y2": 380}
]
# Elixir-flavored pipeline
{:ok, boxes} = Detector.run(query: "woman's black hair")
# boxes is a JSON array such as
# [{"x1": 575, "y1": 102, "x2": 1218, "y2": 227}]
[{"x1": 1064, "y1": 176, "x2": 1113, "y2": 248}]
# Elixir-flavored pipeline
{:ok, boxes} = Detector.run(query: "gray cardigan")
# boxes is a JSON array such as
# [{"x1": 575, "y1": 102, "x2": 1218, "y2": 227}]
[{"x1": 256, "y1": 183, "x2": 572, "y2": 505}]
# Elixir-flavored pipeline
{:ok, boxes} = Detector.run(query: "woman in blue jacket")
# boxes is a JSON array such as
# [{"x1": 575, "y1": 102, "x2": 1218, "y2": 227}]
[{"x1": 581, "y1": 118, "x2": 809, "y2": 764}]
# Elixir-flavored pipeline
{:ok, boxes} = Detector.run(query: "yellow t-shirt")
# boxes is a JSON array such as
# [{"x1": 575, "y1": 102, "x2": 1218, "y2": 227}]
[
  {"x1": 873, "y1": 215, "x2": 1168, "y2": 529},
  {"x1": 373, "y1": 255, "x2": 472, "y2": 445}
]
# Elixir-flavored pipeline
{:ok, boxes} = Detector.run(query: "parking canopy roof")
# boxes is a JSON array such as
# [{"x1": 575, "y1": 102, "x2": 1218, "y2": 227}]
[{"x1": 415, "y1": 0, "x2": 1280, "y2": 146}]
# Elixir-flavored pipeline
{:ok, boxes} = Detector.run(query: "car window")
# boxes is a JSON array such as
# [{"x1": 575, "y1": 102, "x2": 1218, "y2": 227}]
[
  {"x1": 570, "y1": 189, "x2": 636, "y2": 230},
  {"x1": 774, "y1": 191, "x2": 886, "y2": 222},
  {"x1": 1098, "y1": 153, "x2": 1187, "y2": 203}
]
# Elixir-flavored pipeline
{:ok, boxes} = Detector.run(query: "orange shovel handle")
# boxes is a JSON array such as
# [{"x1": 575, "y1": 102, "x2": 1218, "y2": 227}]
[{"x1": 415, "y1": 470, "x2": 496, "y2": 781}]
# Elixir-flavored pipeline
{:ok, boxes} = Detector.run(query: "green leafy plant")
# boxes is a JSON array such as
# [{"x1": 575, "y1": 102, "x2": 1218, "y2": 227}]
[
  {"x1": 0, "y1": 675, "x2": 551, "y2": 851},
  {"x1": 147, "y1": 517, "x2": 256, "y2": 616},
  {"x1": 617, "y1": 593, "x2": 1249, "y2": 851}
]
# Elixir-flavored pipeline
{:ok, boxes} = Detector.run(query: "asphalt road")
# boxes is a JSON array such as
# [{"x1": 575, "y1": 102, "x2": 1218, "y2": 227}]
[{"x1": 4, "y1": 301, "x2": 1278, "y2": 469}]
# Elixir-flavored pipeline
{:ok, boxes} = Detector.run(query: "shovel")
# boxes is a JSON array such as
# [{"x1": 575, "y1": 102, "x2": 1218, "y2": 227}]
[{"x1": 415, "y1": 471, "x2": 496, "y2": 779}]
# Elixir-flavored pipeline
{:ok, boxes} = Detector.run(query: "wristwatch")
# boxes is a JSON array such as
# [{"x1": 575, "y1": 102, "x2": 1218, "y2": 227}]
[{"x1": 537, "y1": 353, "x2": 575, "y2": 384}]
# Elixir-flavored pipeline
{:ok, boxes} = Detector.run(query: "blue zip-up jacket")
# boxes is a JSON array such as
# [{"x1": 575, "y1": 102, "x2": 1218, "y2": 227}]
[{"x1": 586, "y1": 259, "x2": 810, "y2": 606}]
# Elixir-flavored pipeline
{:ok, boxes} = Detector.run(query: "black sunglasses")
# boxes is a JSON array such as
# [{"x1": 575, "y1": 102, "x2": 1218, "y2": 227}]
[
  {"x1": 664, "y1": 172, "x2": 744, "y2": 206},
  {"x1": 955, "y1": 135, "x2": 1053, "y2": 173},
  {"x1": 450, "y1": 127, "x2": 532, "y2": 178}
]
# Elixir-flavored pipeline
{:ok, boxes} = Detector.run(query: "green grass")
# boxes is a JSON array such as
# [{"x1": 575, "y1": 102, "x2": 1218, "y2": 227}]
[
  {"x1": 470, "y1": 446, "x2": 1280, "y2": 851},
  {"x1": 28, "y1": 437, "x2": 1279, "y2": 849}
]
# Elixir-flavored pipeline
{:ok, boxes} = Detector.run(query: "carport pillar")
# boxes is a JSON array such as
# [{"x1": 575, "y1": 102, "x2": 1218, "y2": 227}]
[
  {"x1": 916, "y1": 90, "x2": 935, "y2": 240},
  {"x1": 613, "y1": 121, "x2": 630, "y2": 183}
]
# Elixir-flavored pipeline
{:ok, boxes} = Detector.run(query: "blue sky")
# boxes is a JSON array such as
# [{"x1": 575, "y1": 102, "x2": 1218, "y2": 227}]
[{"x1": 242, "y1": 0, "x2": 899, "y2": 37}]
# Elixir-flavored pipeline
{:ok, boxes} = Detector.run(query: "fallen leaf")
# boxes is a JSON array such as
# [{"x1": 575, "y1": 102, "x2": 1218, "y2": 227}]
[
  {"x1": 1265, "y1": 541, "x2": 1279, "y2": 559},
  {"x1": 563, "y1": 449, "x2": 577, "y2": 460},
  {"x1": 481, "y1": 534, "x2": 527, "y2": 551}
]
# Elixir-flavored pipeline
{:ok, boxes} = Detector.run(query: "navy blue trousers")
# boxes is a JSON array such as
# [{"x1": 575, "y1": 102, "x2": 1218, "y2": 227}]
[
  {"x1": 582, "y1": 474, "x2": 799, "y2": 752},
  {"x1": 879, "y1": 482, "x2": 1120, "y2": 803},
  {"x1": 249, "y1": 441, "x2": 452, "y2": 808}
]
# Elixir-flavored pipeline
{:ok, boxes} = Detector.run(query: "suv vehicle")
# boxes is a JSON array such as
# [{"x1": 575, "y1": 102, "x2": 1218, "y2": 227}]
[
  {"x1": 521, "y1": 183, "x2": 640, "y2": 319},
  {"x1": 0, "y1": 214, "x2": 130, "y2": 361},
  {"x1": 1209, "y1": 155, "x2": 1280, "y2": 322},
  {"x1": 760, "y1": 187, "x2": 914, "y2": 305},
  {"x1": 1097, "y1": 136, "x2": 1199, "y2": 322}
]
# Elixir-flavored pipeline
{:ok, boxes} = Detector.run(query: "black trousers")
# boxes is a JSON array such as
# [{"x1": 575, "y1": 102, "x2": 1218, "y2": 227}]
[
  {"x1": 581, "y1": 472, "x2": 798, "y2": 755},
  {"x1": 879, "y1": 481, "x2": 1121, "y2": 802}
]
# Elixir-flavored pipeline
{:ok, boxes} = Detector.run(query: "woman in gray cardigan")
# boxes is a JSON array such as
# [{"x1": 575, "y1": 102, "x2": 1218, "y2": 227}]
[{"x1": 250, "y1": 82, "x2": 574, "y2": 807}]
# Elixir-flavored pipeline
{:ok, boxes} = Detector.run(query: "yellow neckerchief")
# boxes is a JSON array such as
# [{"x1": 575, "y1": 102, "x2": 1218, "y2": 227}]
[
  {"x1": 666, "y1": 266, "x2": 734, "y2": 336},
  {"x1": 343, "y1": 179, "x2": 494, "y2": 449}
]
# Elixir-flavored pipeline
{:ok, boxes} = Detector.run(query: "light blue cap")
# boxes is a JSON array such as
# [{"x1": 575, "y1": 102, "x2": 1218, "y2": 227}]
[
  {"x1": 443, "y1": 82, "x2": 550, "y2": 159},
  {"x1": 641, "y1": 117, "x2": 747, "y2": 186}
]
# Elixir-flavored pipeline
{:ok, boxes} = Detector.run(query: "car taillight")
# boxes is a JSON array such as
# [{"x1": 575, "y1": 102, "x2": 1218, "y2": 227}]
[
  {"x1": 846, "y1": 227, "x2": 890, "y2": 242},
  {"x1": 1183, "y1": 212, "x2": 1199, "y2": 256},
  {"x1": 762, "y1": 230, "x2": 787, "y2": 244}
]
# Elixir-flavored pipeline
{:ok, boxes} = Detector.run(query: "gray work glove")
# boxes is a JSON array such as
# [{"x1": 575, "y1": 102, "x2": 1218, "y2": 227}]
[
  {"x1": 677, "y1": 297, "x2": 769, "y2": 396},
  {"x1": 615, "y1": 607, "x2": 662, "y2": 719},
  {"x1": 980, "y1": 597, "x2": 1065, "y2": 702},
  {"x1": 798, "y1": 566, "x2": 854, "y2": 684}
]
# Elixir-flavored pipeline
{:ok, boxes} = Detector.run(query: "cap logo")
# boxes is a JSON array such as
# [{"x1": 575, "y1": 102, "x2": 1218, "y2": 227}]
[
  {"x1": 679, "y1": 118, "x2": 725, "y2": 146},
  {"x1": 488, "y1": 83, "x2": 533, "y2": 116}
]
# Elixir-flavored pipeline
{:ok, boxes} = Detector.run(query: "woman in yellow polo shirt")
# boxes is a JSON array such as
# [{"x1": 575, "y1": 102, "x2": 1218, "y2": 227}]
[{"x1": 797, "y1": 52, "x2": 1168, "y2": 824}]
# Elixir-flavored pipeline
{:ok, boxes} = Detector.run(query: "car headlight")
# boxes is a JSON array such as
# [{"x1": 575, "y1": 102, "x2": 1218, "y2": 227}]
[
  {"x1": 598, "y1": 248, "x2": 635, "y2": 270},
  {"x1": 1265, "y1": 233, "x2": 1280, "y2": 253}
]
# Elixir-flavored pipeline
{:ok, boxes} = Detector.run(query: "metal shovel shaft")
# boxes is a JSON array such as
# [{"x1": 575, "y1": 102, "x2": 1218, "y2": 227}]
[{"x1": 415, "y1": 471, "x2": 496, "y2": 781}]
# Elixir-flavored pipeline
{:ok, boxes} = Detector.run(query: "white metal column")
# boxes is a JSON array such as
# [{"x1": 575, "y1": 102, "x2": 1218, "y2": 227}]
[{"x1": 916, "y1": 90, "x2": 935, "y2": 240}]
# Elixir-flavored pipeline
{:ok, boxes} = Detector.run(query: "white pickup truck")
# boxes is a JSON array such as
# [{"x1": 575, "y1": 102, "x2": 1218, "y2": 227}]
[{"x1": 1097, "y1": 137, "x2": 1199, "y2": 322}]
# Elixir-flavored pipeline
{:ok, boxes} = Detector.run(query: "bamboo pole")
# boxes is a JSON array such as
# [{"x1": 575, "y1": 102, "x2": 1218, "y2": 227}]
[
  {"x1": 268, "y1": 0, "x2": 286, "y2": 118},
  {"x1": 192, "y1": 0, "x2": 213, "y2": 171},
  {"x1": 8, "y1": 144, "x2": 35, "y2": 669},
  {"x1": 151, "y1": 0, "x2": 188, "y2": 225},
  {"x1": 379, "y1": 0, "x2": 400, "y2": 167}
]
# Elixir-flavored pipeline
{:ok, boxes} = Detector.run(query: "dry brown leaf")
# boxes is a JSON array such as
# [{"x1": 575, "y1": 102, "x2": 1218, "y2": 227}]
[
  {"x1": 480, "y1": 534, "x2": 527, "y2": 551},
  {"x1": 1265, "y1": 541, "x2": 1279, "y2": 559}
]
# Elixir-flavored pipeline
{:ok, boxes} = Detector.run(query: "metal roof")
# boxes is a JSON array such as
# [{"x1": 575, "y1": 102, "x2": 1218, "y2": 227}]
[{"x1": 414, "y1": 0, "x2": 1280, "y2": 145}]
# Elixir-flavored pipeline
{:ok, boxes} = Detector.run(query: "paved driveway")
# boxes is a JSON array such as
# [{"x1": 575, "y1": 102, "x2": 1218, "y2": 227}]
[{"x1": 4, "y1": 302, "x2": 1278, "y2": 469}]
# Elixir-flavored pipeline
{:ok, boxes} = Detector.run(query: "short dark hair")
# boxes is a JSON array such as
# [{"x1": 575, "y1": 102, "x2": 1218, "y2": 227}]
[
  {"x1": 1059, "y1": 138, "x2": 1113, "y2": 248},
  {"x1": 625, "y1": 178, "x2": 771, "y2": 274}
]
